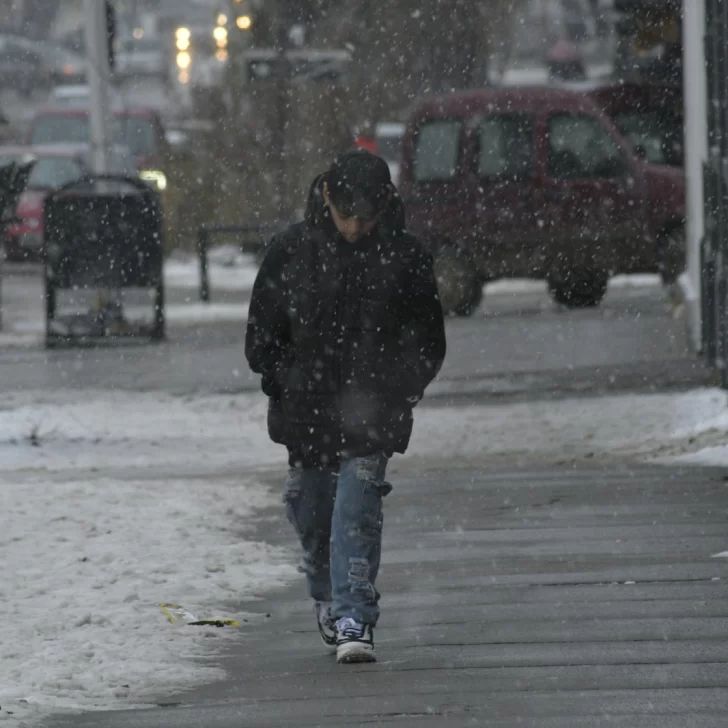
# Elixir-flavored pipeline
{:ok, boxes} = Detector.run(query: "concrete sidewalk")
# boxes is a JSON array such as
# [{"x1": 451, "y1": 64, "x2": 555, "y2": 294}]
[{"x1": 45, "y1": 460, "x2": 728, "y2": 727}]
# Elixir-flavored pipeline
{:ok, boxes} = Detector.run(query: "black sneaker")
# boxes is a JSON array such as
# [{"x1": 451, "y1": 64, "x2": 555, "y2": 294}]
[
  {"x1": 315, "y1": 601, "x2": 337, "y2": 653},
  {"x1": 335, "y1": 617, "x2": 376, "y2": 663}
]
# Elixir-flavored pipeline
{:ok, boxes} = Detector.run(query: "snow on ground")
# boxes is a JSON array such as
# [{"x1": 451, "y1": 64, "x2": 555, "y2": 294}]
[
  {"x1": 163, "y1": 246, "x2": 259, "y2": 292},
  {"x1": 484, "y1": 274, "x2": 661, "y2": 296},
  {"x1": 0, "y1": 391, "x2": 291, "y2": 725},
  {"x1": 498, "y1": 62, "x2": 613, "y2": 87},
  {"x1": 2, "y1": 385, "x2": 728, "y2": 725}
]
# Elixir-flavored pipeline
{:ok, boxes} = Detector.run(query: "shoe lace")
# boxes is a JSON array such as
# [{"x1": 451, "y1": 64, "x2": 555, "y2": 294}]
[{"x1": 337, "y1": 617, "x2": 365, "y2": 638}]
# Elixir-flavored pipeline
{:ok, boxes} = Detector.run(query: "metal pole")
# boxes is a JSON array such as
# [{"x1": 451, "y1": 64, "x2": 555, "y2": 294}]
[
  {"x1": 84, "y1": 0, "x2": 112, "y2": 175},
  {"x1": 682, "y1": 0, "x2": 708, "y2": 354},
  {"x1": 198, "y1": 227, "x2": 210, "y2": 302},
  {"x1": 275, "y1": 0, "x2": 288, "y2": 221}
]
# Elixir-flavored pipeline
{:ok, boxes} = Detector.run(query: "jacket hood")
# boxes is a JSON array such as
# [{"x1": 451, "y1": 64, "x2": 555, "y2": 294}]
[{"x1": 304, "y1": 172, "x2": 406, "y2": 237}]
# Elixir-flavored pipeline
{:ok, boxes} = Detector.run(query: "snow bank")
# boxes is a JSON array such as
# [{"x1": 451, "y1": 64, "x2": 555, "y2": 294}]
[{"x1": 0, "y1": 391, "x2": 291, "y2": 725}]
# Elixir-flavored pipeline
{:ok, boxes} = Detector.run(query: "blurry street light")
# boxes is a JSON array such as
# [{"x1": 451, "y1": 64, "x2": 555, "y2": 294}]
[
  {"x1": 216, "y1": 49, "x2": 228, "y2": 62},
  {"x1": 217, "y1": 13, "x2": 228, "y2": 26},
  {"x1": 178, "y1": 69, "x2": 189, "y2": 84},
  {"x1": 175, "y1": 27, "x2": 191, "y2": 42},
  {"x1": 213, "y1": 26, "x2": 228, "y2": 43},
  {"x1": 176, "y1": 36, "x2": 190, "y2": 51},
  {"x1": 236, "y1": 15, "x2": 252, "y2": 30},
  {"x1": 176, "y1": 51, "x2": 191, "y2": 69}
]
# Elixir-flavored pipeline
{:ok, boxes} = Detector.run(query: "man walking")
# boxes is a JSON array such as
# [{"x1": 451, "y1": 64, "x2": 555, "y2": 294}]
[{"x1": 245, "y1": 150, "x2": 446, "y2": 663}]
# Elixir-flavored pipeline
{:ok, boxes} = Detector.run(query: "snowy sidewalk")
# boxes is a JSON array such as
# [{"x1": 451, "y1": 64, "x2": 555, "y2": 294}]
[
  {"x1": 2, "y1": 387, "x2": 728, "y2": 724},
  {"x1": 45, "y1": 458, "x2": 728, "y2": 727}
]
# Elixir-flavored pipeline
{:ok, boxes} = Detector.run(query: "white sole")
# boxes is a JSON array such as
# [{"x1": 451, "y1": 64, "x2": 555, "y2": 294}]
[{"x1": 336, "y1": 642, "x2": 376, "y2": 664}]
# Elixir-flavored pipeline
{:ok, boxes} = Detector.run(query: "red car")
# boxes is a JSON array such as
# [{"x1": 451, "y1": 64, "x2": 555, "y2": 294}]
[
  {"x1": 25, "y1": 106, "x2": 169, "y2": 192},
  {"x1": 0, "y1": 144, "x2": 137, "y2": 261},
  {"x1": 399, "y1": 86, "x2": 685, "y2": 314}
]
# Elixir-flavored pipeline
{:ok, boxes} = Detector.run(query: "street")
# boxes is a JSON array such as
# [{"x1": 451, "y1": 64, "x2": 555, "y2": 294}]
[{"x1": 0, "y1": 263, "x2": 713, "y2": 401}]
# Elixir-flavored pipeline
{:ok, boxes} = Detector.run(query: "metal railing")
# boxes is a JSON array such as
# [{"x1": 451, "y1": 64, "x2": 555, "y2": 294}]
[
  {"x1": 196, "y1": 221, "x2": 289, "y2": 302},
  {"x1": 703, "y1": 0, "x2": 728, "y2": 386}
]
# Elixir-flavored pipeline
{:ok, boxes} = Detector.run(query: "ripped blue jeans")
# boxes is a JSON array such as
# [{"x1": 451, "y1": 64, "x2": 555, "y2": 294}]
[{"x1": 283, "y1": 453, "x2": 392, "y2": 627}]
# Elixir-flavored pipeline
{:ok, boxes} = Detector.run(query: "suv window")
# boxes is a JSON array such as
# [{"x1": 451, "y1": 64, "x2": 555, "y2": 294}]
[
  {"x1": 413, "y1": 119, "x2": 461, "y2": 182},
  {"x1": 477, "y1": 115, "x2": 533, "y2": 180},
  {"x1": 613, "y1": 110, "x2": 683, "y2": 167},
  {"x1": 547, "y1": 113, "x2": 625, "y2": 179}
]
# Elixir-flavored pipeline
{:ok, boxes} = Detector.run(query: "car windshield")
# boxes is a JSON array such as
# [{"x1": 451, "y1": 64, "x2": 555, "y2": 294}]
[
  {"x1": 27, "y1": 156, "x2": 83, "y2": 188},
  {"x1": 30, "y1": 115, "x2": 158, "y2": 157},
  {"x1": 613, "y1": 110, "x2": 683, "y2": 167},
  {"x1": 0, "y1": 150, "x2": 136, "y2": 188}
]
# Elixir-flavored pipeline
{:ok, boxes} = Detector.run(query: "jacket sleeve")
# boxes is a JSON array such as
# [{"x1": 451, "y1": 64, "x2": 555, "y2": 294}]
[
  {"x1": 245, "y1": 238, "x2": 292, "y2": 399},
  {"x1": 405, "y1": 243, "x2": 447, "y2": 398}
]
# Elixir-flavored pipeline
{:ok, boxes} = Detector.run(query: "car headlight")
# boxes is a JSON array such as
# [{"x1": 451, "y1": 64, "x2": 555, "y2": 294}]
[{"x1": 139, "y1": 170, "x2": 167, "y2": 191}]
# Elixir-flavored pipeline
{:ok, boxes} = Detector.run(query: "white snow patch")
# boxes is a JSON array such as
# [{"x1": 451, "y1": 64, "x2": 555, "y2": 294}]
[
  {"x1": 712, "y1": 552, "x2": 728, "y2": 559},
  {"x1": 132, "y1": 301, "x2": 249, "y2": 324},
  {"x1": 0, "y1": 391, "x2": 281, "y2": 473},
  {"x1": 164, "y1": 247, "x2": 259, "y2": 292},
  {"x1": 484, "y1": 274, "x2": 661, "y2": 297},
  {"x1": 406, "y1": 388, "x2": 728, "y2": 465},
  {"x1": 0, "y1": 390, "x2": 295, "y2": 725},
  {"x1": 498, "y1": 63, "x2": 613, "y2": 87}
]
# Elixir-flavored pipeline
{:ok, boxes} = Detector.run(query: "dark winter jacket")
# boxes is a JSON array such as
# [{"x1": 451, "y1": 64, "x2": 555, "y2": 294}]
[{"x1": 245, "y1": 175, "x2": 446, "y2": 467}]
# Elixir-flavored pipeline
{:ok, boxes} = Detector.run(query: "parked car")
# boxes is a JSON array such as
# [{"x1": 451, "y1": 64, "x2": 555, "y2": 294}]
[
  {"x1": 25, "y1": 106, "x2": 169, "y2": 191},
  {"x1": 399, "y1": 86, "x2": 685, "y2": 315},
  {"x1": 0, "y1": 34, "x2": 85, "y2": 97},
  {"x1": 0, "y1": 144, "x2": 137, "y2": 261}
]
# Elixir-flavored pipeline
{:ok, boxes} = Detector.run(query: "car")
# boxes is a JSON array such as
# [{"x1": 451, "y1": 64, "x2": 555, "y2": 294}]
[
  {"x1": 0, "y1": 144, "x2": 137, "y2": 261},
  {"x1": 0, "y1": 34, "x2": 86, "y2": 97},
  {"x1": 25, "y1": 106, "x2": 169, "y2": 191},
  {"x1": 398, "y1": 86, "x2": 685, "y2": 315}
]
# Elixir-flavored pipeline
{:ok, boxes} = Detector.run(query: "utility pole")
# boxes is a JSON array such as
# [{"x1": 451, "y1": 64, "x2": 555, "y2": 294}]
[
  {"x1": 274, "y1": 0, "x2": 289, "y2": 220},
  {"x1": 682, "y1": 0, "x2": 707, "y2": 353},
  {"x1": 84, "y1": 0, "x2": 112, "y2": 175}
]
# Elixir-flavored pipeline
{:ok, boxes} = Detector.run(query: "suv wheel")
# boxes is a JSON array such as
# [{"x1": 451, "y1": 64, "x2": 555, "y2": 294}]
[
  {"x1": 657, "y1": 225, "x2": 685, "y2": 285},
  {"x1": 433, "y1": 244, "x2": 482, "y2": 316},
  {"x1": 548, "y1": 268, "x2": 608, "y2": 308}
]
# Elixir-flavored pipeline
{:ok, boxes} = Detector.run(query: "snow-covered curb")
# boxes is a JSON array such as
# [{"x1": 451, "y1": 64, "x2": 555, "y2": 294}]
[{"x1": 2, "y1": 386, "x2": 728, "y2": 725}]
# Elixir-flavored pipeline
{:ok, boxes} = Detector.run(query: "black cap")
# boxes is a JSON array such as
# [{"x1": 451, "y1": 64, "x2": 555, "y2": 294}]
[{"x1": 326, "y1": 150, "x2": 392, "y2": 220}]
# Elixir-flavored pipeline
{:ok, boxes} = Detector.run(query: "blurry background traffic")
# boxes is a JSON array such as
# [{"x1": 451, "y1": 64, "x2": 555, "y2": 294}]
[{"x1": 0, "y1": 0, "x2": 682, "y2": 256}]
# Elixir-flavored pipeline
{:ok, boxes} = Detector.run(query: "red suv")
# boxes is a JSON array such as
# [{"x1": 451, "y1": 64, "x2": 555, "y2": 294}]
[{"x1": 399, "y1": 86, "x2": 685, "y2": 314}]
